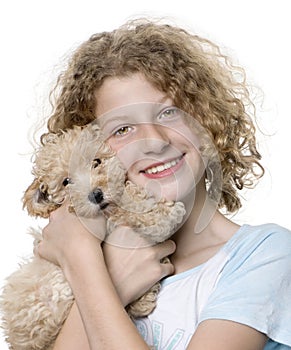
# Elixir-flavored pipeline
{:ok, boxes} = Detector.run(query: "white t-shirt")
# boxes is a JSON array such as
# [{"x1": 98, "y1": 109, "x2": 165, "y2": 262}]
[{"x1": 134, "y1": 223, "x2": 291, "y2": 349}]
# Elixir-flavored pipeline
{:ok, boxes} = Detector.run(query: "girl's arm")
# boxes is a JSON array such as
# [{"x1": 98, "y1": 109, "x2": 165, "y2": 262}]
[
  {"x1": 38, "y1": 203, "x2": 175, "y2": 349},
  {"x1": 187, "y1": 319, "x2": 267, "y2": 350},
  {"x1": 58, "y1": 239, "x2": 150, "y2": 349},
  {"x1": 53, "y1": 303, "x2": 90, "y2": 349}
]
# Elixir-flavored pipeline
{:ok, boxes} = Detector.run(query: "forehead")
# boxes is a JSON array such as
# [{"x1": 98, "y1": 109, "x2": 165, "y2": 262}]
[{"x1": 94, "y1": 73, "x2": 168, "y2": 117}]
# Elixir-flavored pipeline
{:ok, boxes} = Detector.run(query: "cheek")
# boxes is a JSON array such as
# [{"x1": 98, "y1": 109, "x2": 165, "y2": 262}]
[
  {"x1": 107, "y1": 136, "x2": 139, "y2": 159},
  {"x1": 177, "y1": 126, "x2": 202, "y2": 152},
  {"x1": 186, "y1": 147, "x2": 207, "y2": 181},
  {"x1": 106, "y1": 138, "x2": 131, "y2": 170},
  {"x1": 110, "y1": 140, "x2": 145, "y2": 173},
  {"x1": 106, "y1": 137, "x2": 122, "y2": 152}
]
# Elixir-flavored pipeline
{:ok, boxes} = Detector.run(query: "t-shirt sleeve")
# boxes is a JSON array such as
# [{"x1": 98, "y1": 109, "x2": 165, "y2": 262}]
[{"x1": 199, "y1": 224, "x2": 291, "y2": 347}]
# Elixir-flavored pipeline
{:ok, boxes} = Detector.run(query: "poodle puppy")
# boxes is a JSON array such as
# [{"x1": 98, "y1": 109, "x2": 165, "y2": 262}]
[{"x1": 0, "y1": 123, "x2": 186, "y2": 350}]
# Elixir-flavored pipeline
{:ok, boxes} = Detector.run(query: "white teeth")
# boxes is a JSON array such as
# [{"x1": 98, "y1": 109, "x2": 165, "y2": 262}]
[{"x1": 145, "y1": 156, "x2": 182, "y2": 174}]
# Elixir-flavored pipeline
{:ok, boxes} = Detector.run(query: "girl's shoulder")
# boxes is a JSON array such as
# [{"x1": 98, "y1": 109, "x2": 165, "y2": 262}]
[
  {"x1": 224, "y1": 222, "x2": 291, "y2": 258},
  {"x1": 161, "y1": 223, "x2": 291, "y2": 287},
  {"x1": 200, "y1": 223, "x2": 291, "y2": 348},
  {"x1": 218, "y1": 223, "x2": 291, "y2": 280}
]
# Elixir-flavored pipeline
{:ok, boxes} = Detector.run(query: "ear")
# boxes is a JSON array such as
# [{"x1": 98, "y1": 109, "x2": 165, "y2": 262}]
[{"x1": 22, "y1": 178, "x2": 58, "y2": 218}]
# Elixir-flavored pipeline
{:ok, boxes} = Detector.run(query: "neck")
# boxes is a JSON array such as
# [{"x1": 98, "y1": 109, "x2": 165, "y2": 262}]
[
  {"x1": 178, "y1": 180, "x2": 218, "y2": 234},
  {"x1": 170, "y1": 182, "x2": 240, "y2": 272}
]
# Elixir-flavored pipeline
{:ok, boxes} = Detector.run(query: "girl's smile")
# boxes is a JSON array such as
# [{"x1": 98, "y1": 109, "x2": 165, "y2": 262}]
[{"x1": 140, "y1": 154, "x2": 185, "y2": 179}]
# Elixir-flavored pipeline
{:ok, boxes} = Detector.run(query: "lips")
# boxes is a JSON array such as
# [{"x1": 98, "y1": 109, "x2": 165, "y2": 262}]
[{"x1": 140, "y1": 154, "x2": 185, "y2": 178}]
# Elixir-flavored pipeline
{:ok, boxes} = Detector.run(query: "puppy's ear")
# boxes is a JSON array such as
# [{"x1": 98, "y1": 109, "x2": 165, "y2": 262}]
[{"x1": 22, "y1": 178, "x2": 57, "y2": 218}]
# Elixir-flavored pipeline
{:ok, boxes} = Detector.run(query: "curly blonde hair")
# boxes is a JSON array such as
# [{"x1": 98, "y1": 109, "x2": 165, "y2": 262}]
[{"x1": 44, "y1": 18, "x2": 264, "y2": 213}]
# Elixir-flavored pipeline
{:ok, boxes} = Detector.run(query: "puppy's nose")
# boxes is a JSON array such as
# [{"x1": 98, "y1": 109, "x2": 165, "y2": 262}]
[{"x1": 88, "y1": 188, "x2": 104, "y2": 204}]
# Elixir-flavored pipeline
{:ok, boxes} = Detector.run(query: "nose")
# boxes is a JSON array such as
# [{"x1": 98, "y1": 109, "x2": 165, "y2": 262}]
[
  {"x1": 88, "y1": 188, "x2": 104, "y2": 204},
  {"x1": 141, "y1": 124, "x2": 170, "y2": 154}
]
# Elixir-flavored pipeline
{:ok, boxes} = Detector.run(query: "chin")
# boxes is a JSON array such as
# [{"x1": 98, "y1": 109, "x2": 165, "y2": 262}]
[
  {"x1": 129, "y1": 169, "x2": 197, "y2": 203},
  {"x1": 148, "y1": 181, "x2": 196, "y2": 203}
]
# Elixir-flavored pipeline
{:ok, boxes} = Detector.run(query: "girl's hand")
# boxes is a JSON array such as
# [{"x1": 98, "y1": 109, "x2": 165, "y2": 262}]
[
  {"x1": 103, "y1": 227, "x2": 176, "y2": 306},
  {"x1": 38, "y1": 202, "x2": 107, "y2": 269}
]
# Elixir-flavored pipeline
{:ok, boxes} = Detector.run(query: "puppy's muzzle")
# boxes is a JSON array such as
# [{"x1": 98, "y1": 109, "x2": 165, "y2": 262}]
[{"x1": 88, "y1": 188, "x2": 104, "y2": 204}]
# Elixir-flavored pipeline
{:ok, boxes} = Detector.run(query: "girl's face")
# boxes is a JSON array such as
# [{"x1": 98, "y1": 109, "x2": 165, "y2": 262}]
[{"x1": 94, "y1": 73, "x2": 207, "y2": 202}]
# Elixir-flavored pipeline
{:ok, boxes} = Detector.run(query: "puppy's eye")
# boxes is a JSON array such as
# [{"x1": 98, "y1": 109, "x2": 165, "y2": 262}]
[
  {"x1": 39, "y1": 183, "x2": 48, "y2": 193},
  {"x1": 92, "y1": 158, "x2": 102, "y2": 168},
  {"x1": 62, "y1": 178, "x2": 71, "y2": 186}
]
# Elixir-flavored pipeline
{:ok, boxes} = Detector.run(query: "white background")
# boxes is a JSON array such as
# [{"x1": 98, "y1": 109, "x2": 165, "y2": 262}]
[{"x1": 0, "y1": 0, "x2": 290, "y2": 347}]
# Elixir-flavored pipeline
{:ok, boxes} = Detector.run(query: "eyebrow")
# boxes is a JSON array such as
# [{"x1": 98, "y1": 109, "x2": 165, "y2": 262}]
[
  {"x1": 158, "y1": 95, "x2": 169, "y2": 104},
  {"x1": 98, "y1": 115, "x2": 133, "y2": 130}
]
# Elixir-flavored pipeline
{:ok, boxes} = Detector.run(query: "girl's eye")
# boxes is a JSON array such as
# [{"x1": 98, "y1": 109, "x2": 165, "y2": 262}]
[
  {"x1": 113, "y1": 126, "x2": 132, "y2": 137},
  {"x1": 158, "y1": 107, "x2": 179, "y2": 120}
]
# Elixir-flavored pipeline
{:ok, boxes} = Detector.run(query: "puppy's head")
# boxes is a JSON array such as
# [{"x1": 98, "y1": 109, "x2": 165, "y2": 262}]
[
  {"x1": 22, "y1": 123, "x2": 127, "y2": 219},
  {"x1": 67, "y1": 126, "x2": 127, "y2": 218}
]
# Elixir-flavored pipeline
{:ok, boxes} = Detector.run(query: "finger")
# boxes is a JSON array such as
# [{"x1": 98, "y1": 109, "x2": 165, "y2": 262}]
[
  {"x1": 42, "y1": 223, "x2": 50, "y2": 240},
  {"x1": 154, "y1": 240, "x2": 176, "y2": 260},
  {"x1": 35, "y1": 240, "x2": 44, "y2": 258},
  {"x1": 160, "y1": 259, "x2": 175, "y2": 277},
  {"x1": 33, "y1": 242, "x2": 40, "y2": 257}
]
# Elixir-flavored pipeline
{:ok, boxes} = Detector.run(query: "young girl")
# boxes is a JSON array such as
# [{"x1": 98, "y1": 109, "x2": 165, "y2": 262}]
[{"x1": 36, "y1": 18, "x2": 291, "y2": 349}]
